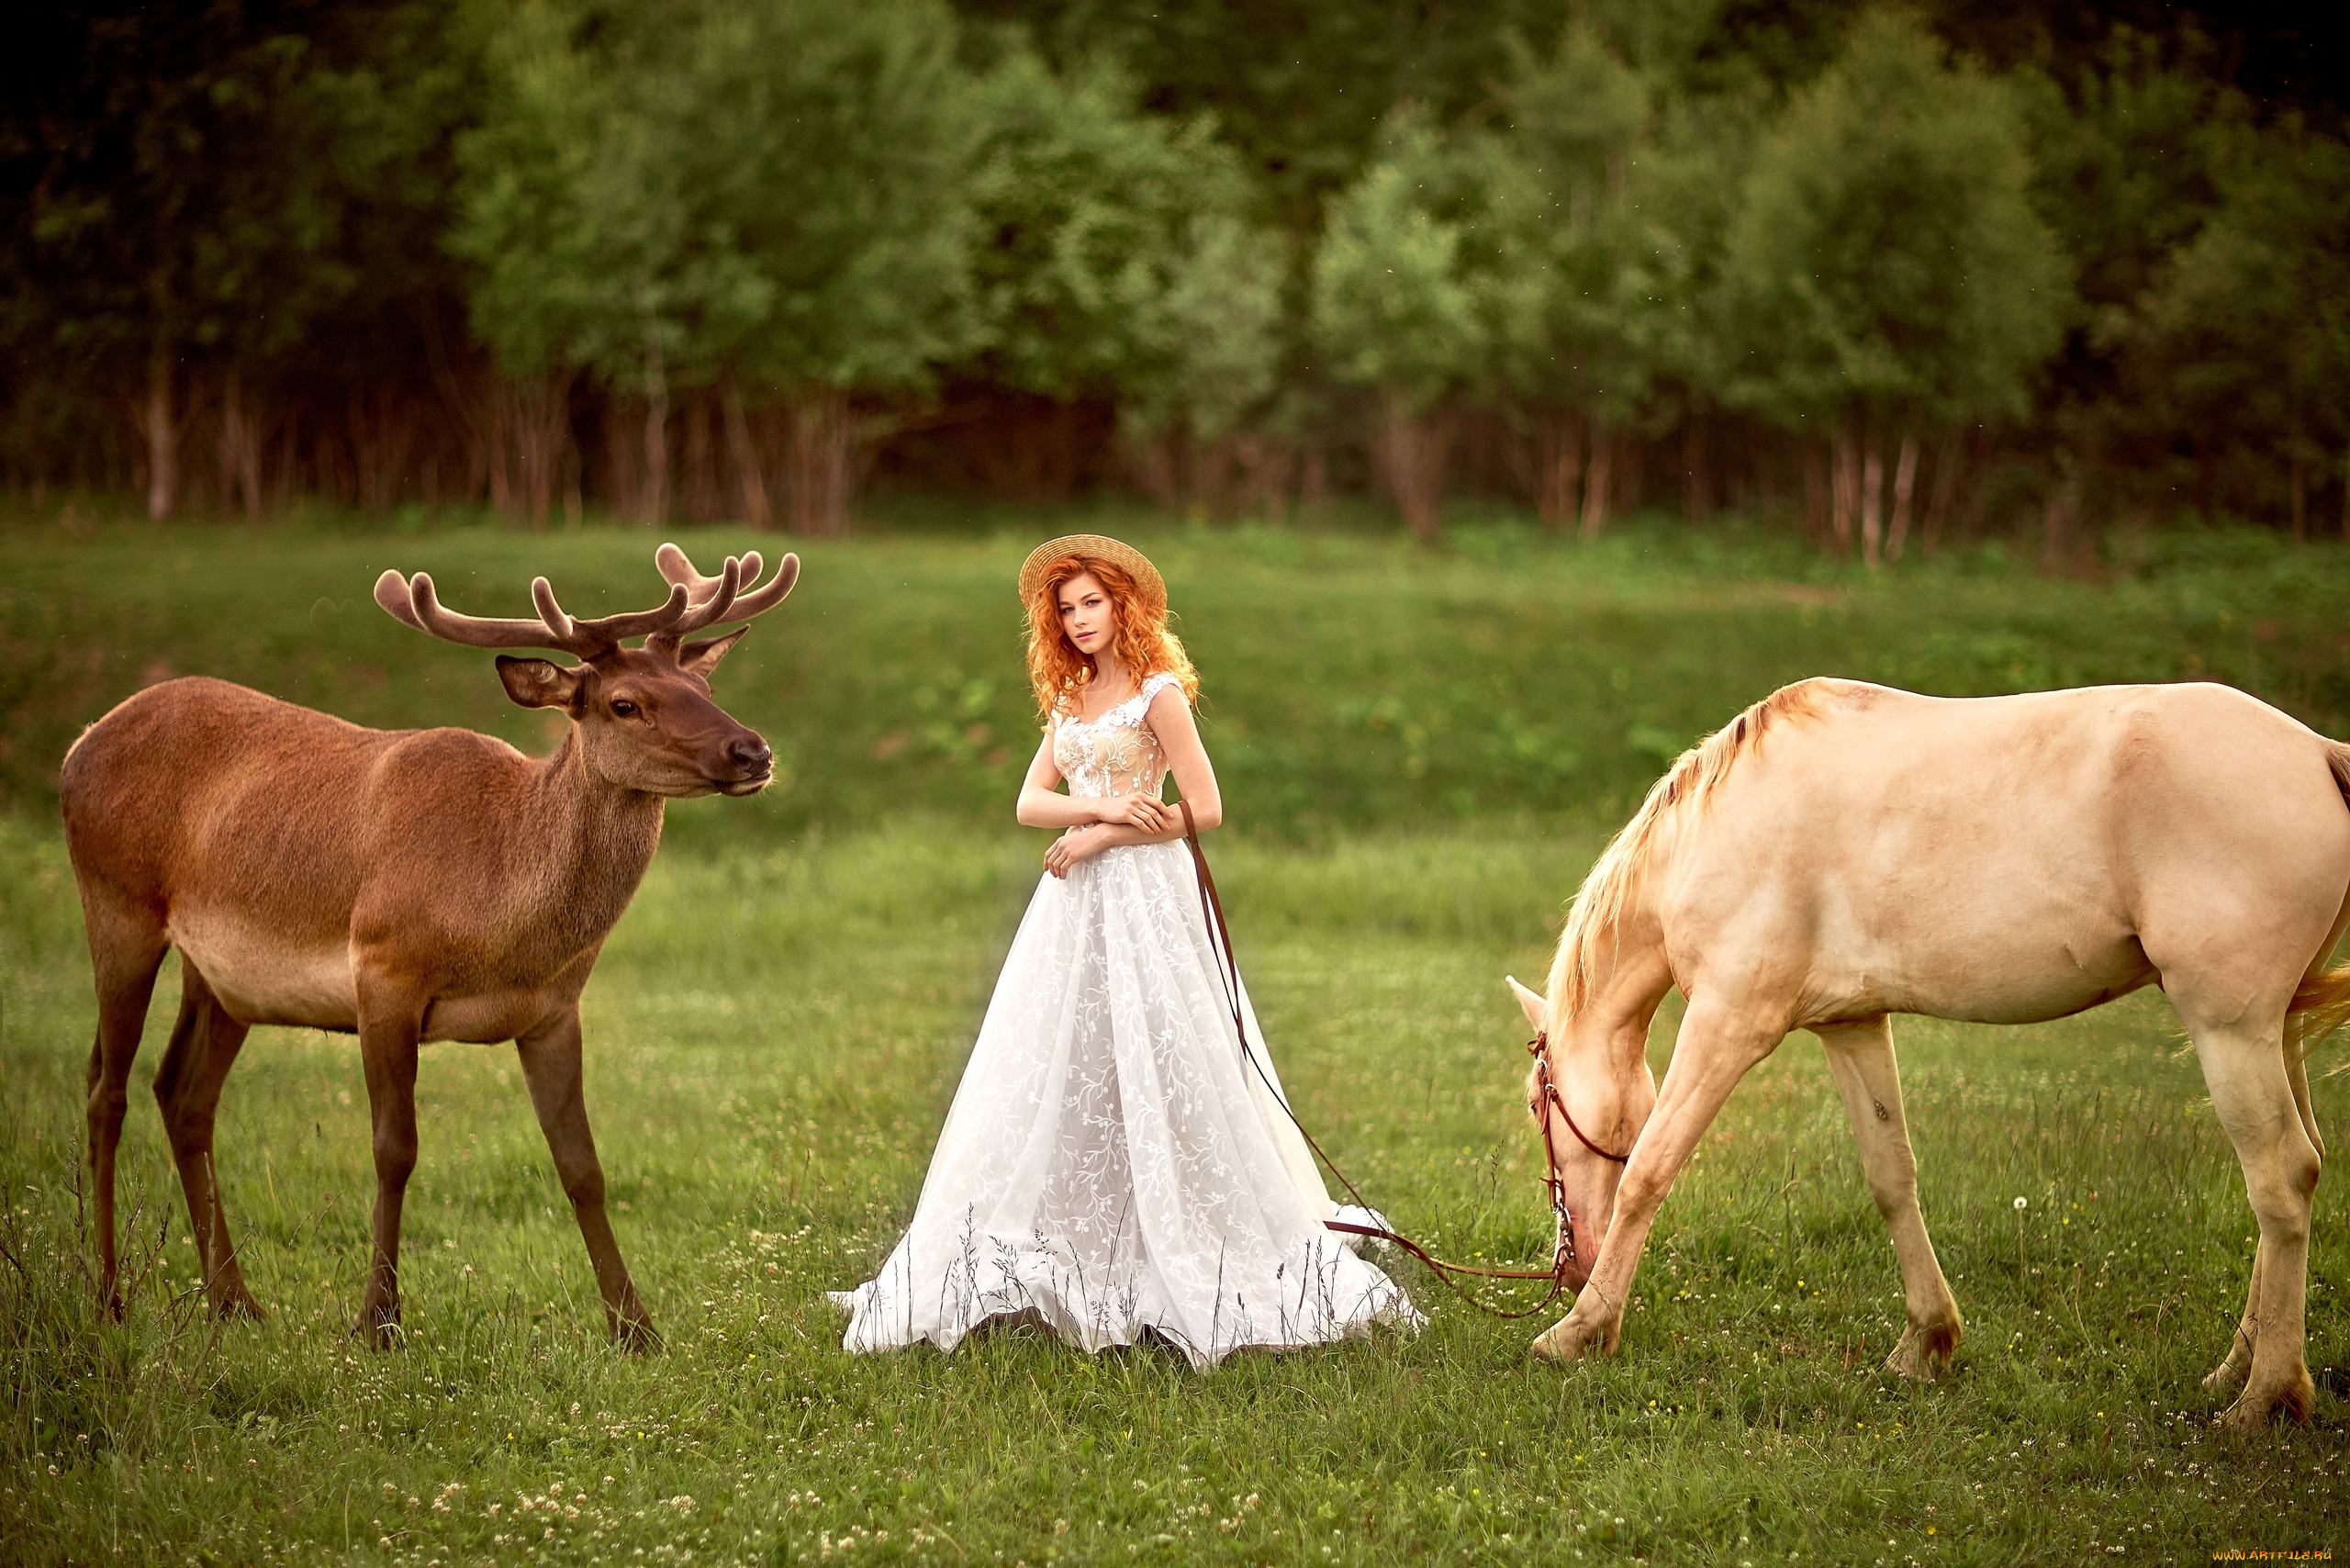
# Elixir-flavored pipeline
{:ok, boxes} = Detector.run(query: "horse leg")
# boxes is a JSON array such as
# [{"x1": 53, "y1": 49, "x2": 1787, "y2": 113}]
[
  {"x1": 1533, "y1": 1002, "x2": 1781, "y2": 1361},
  {"x1": 83, "y1": 902, "x2": 165, "y2": 1318},
  {"x1": 151, "y1": 961, "x2": 263, "y2": 1320},
  {"x1": 2181, "y1": 1010, "x2": 2321, "y2": 1426},
  {"x1": 1815, "y1": 1015, "x2": 1962, "y2": 1379},
  {"x1": 353, "y1": 983, "x2": 423, "y2": 1348},
  {"x1": 515, "y1": 1005, "x2": 659, "y2": 1351}
]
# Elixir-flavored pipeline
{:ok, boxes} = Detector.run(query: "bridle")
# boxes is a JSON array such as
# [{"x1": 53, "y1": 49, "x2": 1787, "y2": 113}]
[
  {"x1": 1175, "y1": 799, "x2": 1633, "y2": 1318},
  {"x1": 1526, "y1": 1028, "x2": 1632, "y2": 1278}
]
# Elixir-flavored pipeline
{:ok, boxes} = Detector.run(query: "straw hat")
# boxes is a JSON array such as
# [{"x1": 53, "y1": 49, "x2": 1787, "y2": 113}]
[{"x1": 1017, "y1": 534, "x2": 1167, "y2": 617}]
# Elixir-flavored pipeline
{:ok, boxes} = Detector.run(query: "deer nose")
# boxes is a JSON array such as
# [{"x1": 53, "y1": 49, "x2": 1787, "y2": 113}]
[{"x1": 725, "y1": 734, "x2": 772, "y2": 776}]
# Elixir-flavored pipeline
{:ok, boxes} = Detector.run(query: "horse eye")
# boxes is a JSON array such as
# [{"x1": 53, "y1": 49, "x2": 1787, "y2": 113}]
[{"x1": 610, "y1": 700, "x2": 637, "y2": 717}]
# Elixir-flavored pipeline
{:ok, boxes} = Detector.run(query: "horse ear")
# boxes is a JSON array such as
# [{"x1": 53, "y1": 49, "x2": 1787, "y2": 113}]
[{"x1": 1505, "y1": 975, "x2": 1548, "y2": 1031}]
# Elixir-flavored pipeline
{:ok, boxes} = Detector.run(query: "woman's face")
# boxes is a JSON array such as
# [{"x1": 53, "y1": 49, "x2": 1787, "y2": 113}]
[{"x1": 1057, "y1": 571, "x2": 1116, "y2": 660}]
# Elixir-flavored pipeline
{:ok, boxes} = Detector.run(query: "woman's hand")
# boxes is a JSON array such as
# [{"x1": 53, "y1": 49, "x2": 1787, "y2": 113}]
[
  {"x1": 1093, "y1": 796, "x2": 1172, "y2": 833},
  {"x1": 1044, "y1": 825, "x2": 1107, "y2": 879}
]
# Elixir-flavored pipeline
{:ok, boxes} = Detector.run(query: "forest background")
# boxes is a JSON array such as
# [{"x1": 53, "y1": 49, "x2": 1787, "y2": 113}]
[{"x1": 6, "y1": 0, "x2": 2349, "y2": 557}]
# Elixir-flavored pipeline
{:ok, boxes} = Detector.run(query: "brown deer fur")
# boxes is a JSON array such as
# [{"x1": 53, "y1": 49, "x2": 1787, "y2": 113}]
[{"x1": 62, "y1": 543, "x2": 797, "y2": 1350}]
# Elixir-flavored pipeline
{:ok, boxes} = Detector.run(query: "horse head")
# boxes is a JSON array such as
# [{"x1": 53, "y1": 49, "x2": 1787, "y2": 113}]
[{"x1": 1509, "y1": 975, "x2": 1651, "y2": 1292}]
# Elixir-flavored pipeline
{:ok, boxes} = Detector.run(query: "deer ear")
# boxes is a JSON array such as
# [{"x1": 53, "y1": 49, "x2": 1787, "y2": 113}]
[
  {"x1": 497, "y1": 656, "x2": 586, "y2": 711},
  {"x1": 1506, "y1": 975, "x2": 1549, "y2": 1031},
  {"x1": 676, "y1": 626, "x2": 747, "y2": 678}
]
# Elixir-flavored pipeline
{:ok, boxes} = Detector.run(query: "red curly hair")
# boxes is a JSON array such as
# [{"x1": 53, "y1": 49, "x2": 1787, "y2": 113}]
[{"x1": 1025, "y1": 555, "x2": 1199, "y2": 721}]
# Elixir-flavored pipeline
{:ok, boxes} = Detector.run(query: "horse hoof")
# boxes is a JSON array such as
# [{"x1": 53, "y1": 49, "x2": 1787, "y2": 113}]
[
  {"x1": 2201, "y1": 1361, "x2": 2250, "y2": 1395},
  {"x1": 2222, "y1": 1374, "x2": 2315, "y2": 1428},
  {"x1": 1531, "y1": 1321, "x2": 1596, "y2": 1362},
  {"x1": 1886, "y1": 1320, "x2": 1959, "y2": 1382}
]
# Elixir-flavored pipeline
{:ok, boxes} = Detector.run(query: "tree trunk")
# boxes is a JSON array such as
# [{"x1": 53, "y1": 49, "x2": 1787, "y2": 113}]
[
  {"x1": 1886, "y1": 433, "x2": 1919, "y2": 564},
  {"x1": 1125, "y1": 424, "x2": 1181, "y2": 513},
  {"x1": 1924, "y1": 433, "x2": 1960, "y2": 554},
  {"x1": 499, "y1": 374, "x2": 572, "y2": 528},
  {"x1": 1859, "y1": 437, "x2": 1883, "y2": 568},
  {"x1": 1830, "y1": 423, "x2": 1859, "y2": 554},
  {"x1": 2290, "y1": 445, "x2": 2307, "y2": 542},
  {"x1": 1536, "y1": 410, "x2": 1583, "y2": 529},
  {"x1": 1372, "y1": 389, "x2": 1449, "y2": 542},
  {"x1": 1232, "y1": 435, "x2": 1292, "y2": 523},
  {"x1": 1300, "y1": 448, "x2": 1326, "y2": 515},
  {"x1": 784, "y1": 386, "x2": 857, "y2": 536},
  {"x1": 144, "y1": 343, "x2": 178, "y2": 521},
  {"x1": 2041, "y1": 465, "x2": 2076, "y2": 572},
  {"x1": 2342, "y1": 446, "x2": 2349, "y2": 543},
  {"x1": 719, "y1": 374, "x2": 772, "y2": 530},
  {"x1": 640, "y1": 330, "x2": 669, "y2": 528},
  {"x1": 1803, "y1": 437, "x2": 1827, "y2": 545},
  {"x1": 218, "y1": 367, "x2": 262, "y2": 521},
  {"x1": 1579, "y1": 422, "x2": 1613, "y2": 542},
  {"x1": 1683, "y1": 411, "x2": 1712, "y2": 521}
]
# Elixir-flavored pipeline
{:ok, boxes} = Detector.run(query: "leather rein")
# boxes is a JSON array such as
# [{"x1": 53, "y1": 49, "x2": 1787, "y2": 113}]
[{"x1": 1172, "y1": 800, "x2": 1628, "y2": 1320}]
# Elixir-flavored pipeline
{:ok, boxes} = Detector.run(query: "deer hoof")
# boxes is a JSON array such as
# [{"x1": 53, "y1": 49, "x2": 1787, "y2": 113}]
[
  {"x1": 352, "y1": 1302, "x2": 403, "y2": 1350},
  {"x1": 215, "y1": 1284, "x2": 267, "y2": 1323},
  {"x1": 613, "y1": 1315, "x2": 664, "y2": 1354}
]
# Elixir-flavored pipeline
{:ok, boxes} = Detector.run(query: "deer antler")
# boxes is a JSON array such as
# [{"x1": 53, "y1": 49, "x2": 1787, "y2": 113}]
[
  {"x1": 649, "y1": 543, "x2": 800, "y2": 649},
  {"x1": 374, "y1": 569, "x2": 689, "y2": 659}
]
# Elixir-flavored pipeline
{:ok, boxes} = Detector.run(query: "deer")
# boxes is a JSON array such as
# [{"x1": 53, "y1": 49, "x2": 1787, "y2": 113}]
[{"x1": 61, "y1": 543, "x2": 797, "y2": 1350}]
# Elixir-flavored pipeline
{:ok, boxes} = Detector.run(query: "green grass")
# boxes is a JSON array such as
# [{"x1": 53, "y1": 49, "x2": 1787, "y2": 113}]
[
  {"x1": 2, "y1": 511, "x2": 2346, "y2": 1564},
  {"x1": 6, "y1": 507, "x2": 2350, "y2": 834}
]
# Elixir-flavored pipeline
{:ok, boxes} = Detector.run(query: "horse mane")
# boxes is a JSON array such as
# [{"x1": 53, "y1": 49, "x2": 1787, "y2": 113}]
[{"x1": 1543, "y1": 680, "x2": 1830, "y2": 1025}]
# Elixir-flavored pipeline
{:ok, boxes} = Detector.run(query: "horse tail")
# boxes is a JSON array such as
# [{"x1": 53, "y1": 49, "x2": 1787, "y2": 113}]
[{"x1": 2285, "y1": 739, "x2": 2350, "y2": 1107}]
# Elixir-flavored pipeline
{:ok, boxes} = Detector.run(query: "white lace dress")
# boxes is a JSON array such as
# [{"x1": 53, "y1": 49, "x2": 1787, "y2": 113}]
[{"x1": 831, "y1": 672, "x2": 1419, "y2": 1368}]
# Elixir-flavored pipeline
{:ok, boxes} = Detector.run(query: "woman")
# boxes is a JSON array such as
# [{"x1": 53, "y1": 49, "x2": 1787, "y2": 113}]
[{"x1": 832, "y1": 534, "x2": 1416, "y2": 1367}]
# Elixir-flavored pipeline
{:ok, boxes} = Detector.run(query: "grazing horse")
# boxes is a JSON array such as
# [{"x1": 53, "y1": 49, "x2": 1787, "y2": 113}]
[{"x1": 1508, "y1": 677, "x2": 2346, "y2": 1425}]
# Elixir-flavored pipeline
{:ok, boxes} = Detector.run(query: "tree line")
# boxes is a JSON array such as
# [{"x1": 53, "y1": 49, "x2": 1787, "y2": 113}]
[{"x1": 5, "y1": 0, "x2": 2346, "y2": 551}]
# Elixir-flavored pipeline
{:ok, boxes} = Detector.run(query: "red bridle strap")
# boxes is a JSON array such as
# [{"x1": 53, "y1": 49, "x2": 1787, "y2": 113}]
[{"x1": 1528, "y1": 1031, "x2": 1632, "y2": 1166}]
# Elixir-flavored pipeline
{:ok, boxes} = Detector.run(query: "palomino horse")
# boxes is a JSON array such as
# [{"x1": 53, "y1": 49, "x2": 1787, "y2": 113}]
[{"x1": 1508, "y1": 678, "x2": 2347, "y2": 1426}]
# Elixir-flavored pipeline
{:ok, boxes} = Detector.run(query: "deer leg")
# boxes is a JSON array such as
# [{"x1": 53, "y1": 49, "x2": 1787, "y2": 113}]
[
  {"x1": 151, "y1": 961, "x2": 262, "y2": 1320},
  {"x1": 353, "y1": 991, "x2": 422, "y2": 1349},
  {"x1": 516, "y1": 1006, "x2": 660, "y2": 1350},
  {"x1": 83, "y1": 902, "x2": 165, "y2": 1319},
  {"x1": 1815, "y1": 1015, "x2": 1962, "y2": 1379},
  {"x1": 1533, "y1": 1002, "x2": 1782, "y2": 1362}
]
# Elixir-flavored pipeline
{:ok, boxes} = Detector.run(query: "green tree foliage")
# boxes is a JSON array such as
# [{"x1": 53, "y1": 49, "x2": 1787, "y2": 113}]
[
  {"x1": 1310, "y1": 113, "x2": 1511, "y2": 538},
  {"x1": 3, "y1": 2, "x2": 466, "y2": 518},
  {"x1": 1721, "y1": 9, "x2": 2068, "y2": 561},
  {"x1": 453, "y1": 0, "x2": 981, "y2": 532},
  {"x1": 6, "y1": 1, "x2": 2348, "y2": 543},
  {"x1": 2127, "y1": 121, "x2": 2350, "y2": 538},
  {"x1": 1483, "y1": 21, "x2": 1696, "y2": 535},
  {"x1": 966, "y1": 49, "x2": 1282, "y2": 446}
]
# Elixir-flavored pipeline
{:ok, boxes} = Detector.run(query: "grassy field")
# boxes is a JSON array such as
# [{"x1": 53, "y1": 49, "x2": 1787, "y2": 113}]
[{"x1": 3, "y1": 510, "x2": 2347, "y2": 1564}]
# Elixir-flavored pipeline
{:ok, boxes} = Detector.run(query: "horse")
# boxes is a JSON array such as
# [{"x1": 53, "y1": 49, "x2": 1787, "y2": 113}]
[{"x1": 1507, "y1": 677, "x2": 2347, "y2": 1426}]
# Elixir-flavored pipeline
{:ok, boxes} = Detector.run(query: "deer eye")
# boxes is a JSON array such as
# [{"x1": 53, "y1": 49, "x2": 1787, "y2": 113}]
[{"x1": 610, "y1": 700, "x2": 637, "y2": 717}]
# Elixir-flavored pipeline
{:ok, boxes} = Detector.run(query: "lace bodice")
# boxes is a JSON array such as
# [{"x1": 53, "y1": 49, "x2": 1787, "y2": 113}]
[{"x1": 1052, "y1": 672, "x2": 1182, "y2": 800}]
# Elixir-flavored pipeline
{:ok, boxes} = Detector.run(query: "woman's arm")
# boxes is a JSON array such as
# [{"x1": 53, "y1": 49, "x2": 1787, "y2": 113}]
[
  {"x1": 1040, "y1": 686, "x2": 1221, "y2": 877},
  {"x1": 1148, "y1": 683, "x2": 1222, "y2": 831},
  {"x1": 1015, "y1": 722, "x2": 1176, "y2": 832},
  {"x1": 1014, "y1": 724, "x2": 1091, "y2": 828}
]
